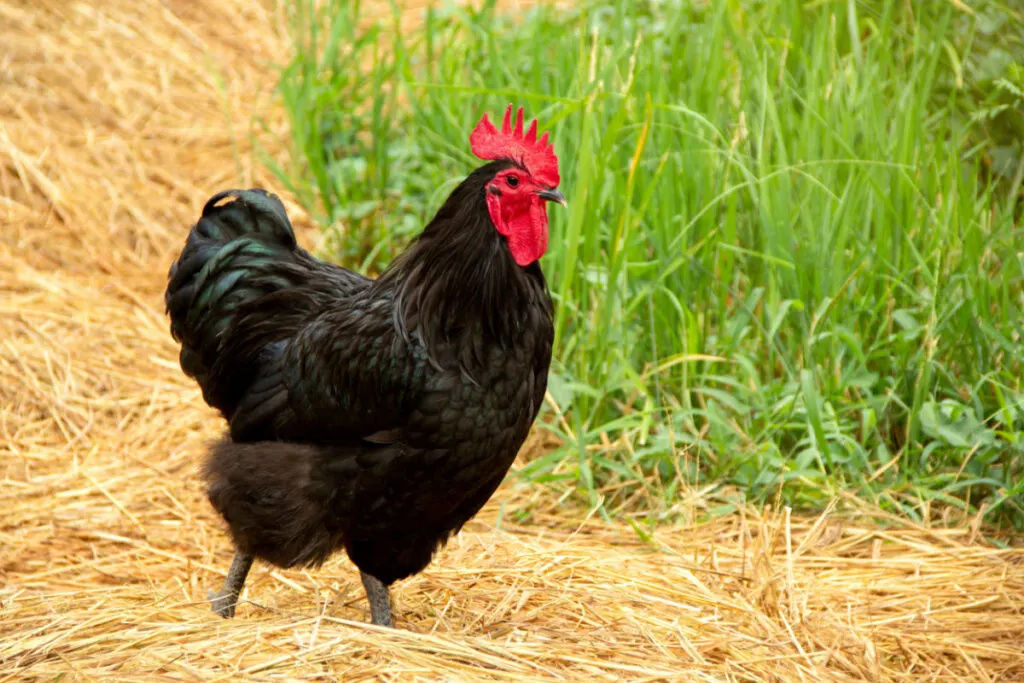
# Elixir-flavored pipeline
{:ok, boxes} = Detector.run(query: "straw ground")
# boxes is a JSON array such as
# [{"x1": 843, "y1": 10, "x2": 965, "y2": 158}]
[{"x1": 2, "y1": 1, "x2": 1023, "y2": 680}]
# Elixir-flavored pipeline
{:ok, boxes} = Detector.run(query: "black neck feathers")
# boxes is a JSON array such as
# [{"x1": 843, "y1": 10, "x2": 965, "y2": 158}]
[{"x1": 375, "y1": 160, "x2": 549, "y2": 373}]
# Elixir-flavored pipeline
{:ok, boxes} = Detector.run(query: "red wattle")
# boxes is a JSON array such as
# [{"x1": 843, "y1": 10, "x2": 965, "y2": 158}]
[{"x1": 486, "y1": 193, "x2": 549, "y2": 266}]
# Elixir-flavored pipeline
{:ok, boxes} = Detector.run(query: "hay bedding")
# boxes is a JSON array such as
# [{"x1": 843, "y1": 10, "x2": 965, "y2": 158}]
[{"x1": 1, "y1": 1, "x2": 1022, "y2": 680}]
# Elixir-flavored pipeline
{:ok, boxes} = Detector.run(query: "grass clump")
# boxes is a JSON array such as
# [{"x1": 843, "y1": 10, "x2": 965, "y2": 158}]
[{"x1": 269, "y1": 0, "x2": 1024, "y2": 527}]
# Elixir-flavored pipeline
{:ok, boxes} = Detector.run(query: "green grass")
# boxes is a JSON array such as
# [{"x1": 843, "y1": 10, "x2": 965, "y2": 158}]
[{"x1": 265, "y1": 0, "x2": 1024, "y2": 528}]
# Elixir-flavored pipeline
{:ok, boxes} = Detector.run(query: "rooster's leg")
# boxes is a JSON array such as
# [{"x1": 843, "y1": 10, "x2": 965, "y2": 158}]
[
  {"x1": 208, "y1": 552, "x2": 253, "y2": 618},
  {"x1": 360, "y1": 571, "x2": 393, "y2": 627}
]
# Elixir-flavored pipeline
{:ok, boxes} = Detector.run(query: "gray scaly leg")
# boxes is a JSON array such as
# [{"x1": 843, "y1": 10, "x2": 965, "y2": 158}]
[
  {"x1": 208, "y1": 552, "x2": 253, "y2": 618},
  {"x1": 360, "y1": 571, "x2": 393, "y2": 627}
]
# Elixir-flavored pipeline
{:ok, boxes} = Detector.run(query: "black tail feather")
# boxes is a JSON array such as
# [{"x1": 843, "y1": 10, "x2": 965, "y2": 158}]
[{"x1": 165, "y1": 189, "x2": 304, "y2": 416}]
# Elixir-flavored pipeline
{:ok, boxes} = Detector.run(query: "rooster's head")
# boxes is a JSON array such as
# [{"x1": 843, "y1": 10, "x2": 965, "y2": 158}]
[{"x1": 469, "y1": 105, "x2": 565, "y2": 267}]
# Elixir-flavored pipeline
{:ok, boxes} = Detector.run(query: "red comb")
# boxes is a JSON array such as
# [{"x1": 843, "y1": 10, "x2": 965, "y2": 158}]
[{"x1": 469, "y1": 104, "x2": 560, "y2": 187}]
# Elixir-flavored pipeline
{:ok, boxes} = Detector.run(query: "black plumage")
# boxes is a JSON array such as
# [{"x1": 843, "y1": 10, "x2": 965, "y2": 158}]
[{"x1": 165, "y1": 159, "x2": 556, "y2": 626}]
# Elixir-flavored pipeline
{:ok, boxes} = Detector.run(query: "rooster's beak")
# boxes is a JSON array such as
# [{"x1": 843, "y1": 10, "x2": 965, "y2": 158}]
[{"x1": 536, "y1": 188, "x2": 567, "y2": 206}]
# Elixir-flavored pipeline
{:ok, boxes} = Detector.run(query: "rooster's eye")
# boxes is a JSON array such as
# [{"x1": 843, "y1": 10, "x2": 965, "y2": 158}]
[{"x1": 506, "y1": 175, "x2": 519, "y2": 188}]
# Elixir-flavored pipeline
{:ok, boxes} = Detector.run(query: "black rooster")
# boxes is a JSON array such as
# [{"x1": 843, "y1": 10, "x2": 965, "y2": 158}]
[{"x1": 165, "y1": 106, "x2": 565, "y2": 627}]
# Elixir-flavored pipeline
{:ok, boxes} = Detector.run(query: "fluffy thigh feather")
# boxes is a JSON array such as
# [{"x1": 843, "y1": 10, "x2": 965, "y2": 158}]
[{"x1": 203, "y1": 440, "x2": 343, "y2": 568}]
